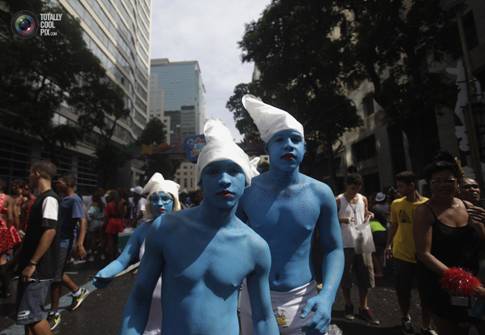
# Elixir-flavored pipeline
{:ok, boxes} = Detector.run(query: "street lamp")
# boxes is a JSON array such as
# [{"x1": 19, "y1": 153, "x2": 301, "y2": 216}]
[{"x1": 441, "y1": 0, "x2": 484, "y2": 191}]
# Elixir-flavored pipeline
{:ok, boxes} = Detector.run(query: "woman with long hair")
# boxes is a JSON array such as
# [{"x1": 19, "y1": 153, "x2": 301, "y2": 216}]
[
  {"x1": 94, "y1": 173, "x2": 180, "y2": 335},
  {"x1": 414, "y1": 152, "x2": 485, "y2": 335}
]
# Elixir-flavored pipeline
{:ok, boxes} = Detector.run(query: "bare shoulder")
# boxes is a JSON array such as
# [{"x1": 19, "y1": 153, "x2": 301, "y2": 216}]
[
  {"x1": 414, "y1": 202, "x2": 432, "y2": 222},
  {"x1": 303, "y1": 175, "x2": 335, "y2": 203},
  {"x1": 237, "y1": 222, "x2": 270, "y2": 254}
]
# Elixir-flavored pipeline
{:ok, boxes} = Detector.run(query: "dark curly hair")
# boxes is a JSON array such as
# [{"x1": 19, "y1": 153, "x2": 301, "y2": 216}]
[{"x1": 423, "y1": 151, "x2": 463, "y2": 182}]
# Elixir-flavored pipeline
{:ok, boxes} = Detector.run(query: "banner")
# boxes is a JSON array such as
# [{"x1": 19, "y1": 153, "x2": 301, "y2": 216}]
[{"x1": 183, "y1": 135, "x2": 206, "y2": 163}]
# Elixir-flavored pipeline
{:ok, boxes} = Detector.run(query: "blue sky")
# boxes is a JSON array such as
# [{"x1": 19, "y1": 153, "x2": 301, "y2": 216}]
[{"x1": 150, "y1": 0, "x2": 270, "y2": 141}]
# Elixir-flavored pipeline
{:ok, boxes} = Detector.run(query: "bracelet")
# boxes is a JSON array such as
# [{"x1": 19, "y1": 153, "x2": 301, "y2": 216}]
[{"x1": 29, "y1": 260, "x2": 38, "y2": 266}]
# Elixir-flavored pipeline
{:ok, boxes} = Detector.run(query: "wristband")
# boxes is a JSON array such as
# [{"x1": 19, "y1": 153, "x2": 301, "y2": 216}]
[{"x1": 29, "y1": 260, "x2": 38, "y2": 266}]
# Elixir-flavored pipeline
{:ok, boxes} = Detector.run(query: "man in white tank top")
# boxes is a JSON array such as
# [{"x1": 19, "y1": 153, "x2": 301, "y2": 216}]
[{"x1": 336, "y1": 173, "x2": 379, "y2": 325}]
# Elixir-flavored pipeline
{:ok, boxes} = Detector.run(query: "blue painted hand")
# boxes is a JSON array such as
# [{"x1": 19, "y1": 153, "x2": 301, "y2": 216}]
[{"x1": 301, "y1": 295, "x2": 332, "y2": 334}]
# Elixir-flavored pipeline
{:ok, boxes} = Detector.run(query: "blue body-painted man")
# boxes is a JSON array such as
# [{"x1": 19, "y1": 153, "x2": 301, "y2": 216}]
[
  {"x1": 238, "y1": 95, "x2": 344, "y2": 334},
  {"x1": 120, "y1": 120, "x2": 279, "y2": 335},
  {"x1": 94, "y1": 173, "x2": 180, "y2": 335}
]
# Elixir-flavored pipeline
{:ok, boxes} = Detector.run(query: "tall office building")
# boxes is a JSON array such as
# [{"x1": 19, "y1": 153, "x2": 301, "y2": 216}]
[
  {"x1": 59, "y1": 0, "x2": 151, "y2": 143},
  {"x1": 150, "y1": 58, "x2": 206, "y2": 149}
]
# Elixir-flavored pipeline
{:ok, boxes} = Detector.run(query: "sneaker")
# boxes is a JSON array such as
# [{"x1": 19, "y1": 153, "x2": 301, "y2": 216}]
[
  {"x1": 358, "y1": 308, "x2": 380, "y2": 325},
  {"x1": 344, "y1": 304, "x2": 355, "y2": 320},
  {"x1": 69, "y1": 288, "x2": 89, "y2": 311},
  {"x1": 47, "y1": 312, "x2": 61, "y2": 331},
  {"x1": 401, "y1": 316, "x2": 414, "y2": 334},
  {"x1": 420, "y1": 328, "x2": 438, "y2": 335}
]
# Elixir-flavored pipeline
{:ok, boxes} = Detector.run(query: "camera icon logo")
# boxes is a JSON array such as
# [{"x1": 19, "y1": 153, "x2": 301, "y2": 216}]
[{"x1": 11, "y1": 11, "x2": 39, "y2": 39}]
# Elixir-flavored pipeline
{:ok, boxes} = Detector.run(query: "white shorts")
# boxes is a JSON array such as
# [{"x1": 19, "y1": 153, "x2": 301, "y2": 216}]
[{"x1": 239, "y1": 280, "x2": 319, "y2": 335}]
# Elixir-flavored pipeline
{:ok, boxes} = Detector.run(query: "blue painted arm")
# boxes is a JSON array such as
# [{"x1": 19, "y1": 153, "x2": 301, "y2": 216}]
[
  {"x1": 302, "y1": 184, "x2": 344, "y2": 333},
  {"x1": 120, "y1": 224, "x2": 163, "y2": 335},
  {"x1": 93, "y1": 224, "x2": 148, "y2": 288},
  {"x1": 246, "y1": 239, "x2": 279, "y2": 335}
]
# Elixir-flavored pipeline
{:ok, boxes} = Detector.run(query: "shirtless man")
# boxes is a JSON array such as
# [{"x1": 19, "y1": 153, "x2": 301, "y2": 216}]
[
  {"x1": 120, "y1": 120, "x2": 278, "y2": 335},
  {"x1": 238, "y1": 95, "x2": 344, "y2": 334}
]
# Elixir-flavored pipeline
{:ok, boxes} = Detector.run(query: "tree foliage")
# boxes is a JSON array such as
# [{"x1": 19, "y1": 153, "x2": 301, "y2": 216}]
[
  {"x1": 137, "y1": 117, "x2": 166, "y2": 145},
  {"x1": 228, "y1": 0, "x2": 362, "y2": 185},
  {"x1": 230, "y1": 0, "x2": 461, "y2": 178},
  {"x1": 0, "y1": 0, "x2": 129, "y2": 150},
  {"x1": 333, "y1": 0, "x2": 460, "y2": 172}
]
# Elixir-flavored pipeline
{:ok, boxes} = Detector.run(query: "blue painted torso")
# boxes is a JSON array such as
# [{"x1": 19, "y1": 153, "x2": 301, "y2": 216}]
[
  {"x1": 158, "y1": 208, "x2": 266, "y2": 334},
  {"x1": 240, "y1": 173, "x2": 325, "y2": 291}
]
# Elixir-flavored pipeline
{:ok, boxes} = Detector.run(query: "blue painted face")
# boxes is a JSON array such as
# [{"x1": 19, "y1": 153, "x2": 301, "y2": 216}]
[
  {"x1": 149, "y1": 191, "x2": 174, "y2": 218},
  {"x1": 267, "y1": 129, "x2": 305, "y2": 172},
  {"x1": 201, "y1": 160, "x2": 246, "y2": 210}
]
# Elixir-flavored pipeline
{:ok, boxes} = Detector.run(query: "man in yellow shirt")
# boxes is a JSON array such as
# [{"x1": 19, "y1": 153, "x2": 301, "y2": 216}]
[{"x1": 386, "y1": 171, "x2": 436, "y2": 335}]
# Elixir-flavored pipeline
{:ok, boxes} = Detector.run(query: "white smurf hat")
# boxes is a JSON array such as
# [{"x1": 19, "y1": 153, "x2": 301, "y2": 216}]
[
  {"x1": 142, "y1": 172, "x2": 180, "y2": 204},
  {"x1": 196, "y1": 119, "x2": 252, "y2": 185},
  {"x1": 241, "y1": 94, "x2": 304, "y2": 143}
]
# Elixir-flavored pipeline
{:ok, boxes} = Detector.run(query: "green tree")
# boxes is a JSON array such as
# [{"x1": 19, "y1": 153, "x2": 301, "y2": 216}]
[
  {"x1": 229, "y1": 0, "x2": 362, "y2": 187},
  {"x1": 0, "y1": 0, "x2": 129, "y2": 153},
  {"x1": 137, "y1": 118, "x2": 176, "y2": 179},
  {"x1": 332, "y1": 0, "x2": 459, "y2": 173},
  {"x1": 137, "y1": 117, "x2": 167, "y2": 145}
]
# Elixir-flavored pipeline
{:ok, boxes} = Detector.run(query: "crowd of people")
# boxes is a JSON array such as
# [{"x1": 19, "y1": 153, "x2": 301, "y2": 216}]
[{"x1": 0, "y1": 95, "x2": 484, "y2": 335}]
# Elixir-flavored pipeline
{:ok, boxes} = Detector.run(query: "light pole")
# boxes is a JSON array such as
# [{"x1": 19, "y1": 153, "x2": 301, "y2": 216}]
[{"x1": 441, "y1": 0, "x2": 484, "y2": 191}]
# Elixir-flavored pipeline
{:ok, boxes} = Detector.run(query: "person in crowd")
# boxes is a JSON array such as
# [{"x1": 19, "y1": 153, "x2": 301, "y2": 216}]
[
  {"x1": 120, "y1": 120, "x2": 278, "y2": 335},
  {"x1": 373, "y1": 192, "x2": 389, "y2": 226},
  {"x1": 385, "y1": 171, "x2": 435, "y2": 334},
  {"x1": 385, "y1": 185, "x2": 400, "y2": 204},
  {"x1": 336, "y1": 173, "x2": 379, "y2": 325},
  {"x1": 10, "y1": 179, "x2": 23, "y2": 231},
  {"x1": 86, "y1": 190, "x2": 105, "y2": 262},
  {"x1": 19, "y1": 182, "x2": 36, "y2": 234},
  {"x1": 369, "y1": 216, "x2": 386, "y2": 279},
  {"x1": 94, "y1": 173, "x2": 180, "y2": 335},
  {"x1": 460, "y1": 177, "x2": 481, "y2": 206},
  {"x1": 47, "y1": 175, "x2": 89, "y2": 330},
  {"x1": 0, "y1": 178, "x2": 19, "y2": 299},
  {"x1": 15, "y1": 161, "x2": 60, "y2": 335},
  {"x1": 459, "y1": 177, "x2": 485, "y2": 331},
  {"x1": 129, "y1": 185, "x2": 147, "y2": 227},
  {"x1": 104, "y1": 190, "x2": 126, "y2": 261},
  {"x1": 414, "y1": 152, "x2": 485, "y2": 335},
  {"x1": 238, "y1": 95, "x2": 344, "y2": 334}
]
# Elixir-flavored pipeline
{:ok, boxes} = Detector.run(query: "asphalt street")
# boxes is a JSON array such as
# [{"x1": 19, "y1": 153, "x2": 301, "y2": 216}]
[{"x1": 0, "y1": 261, "x2": 425, "y2": 335}]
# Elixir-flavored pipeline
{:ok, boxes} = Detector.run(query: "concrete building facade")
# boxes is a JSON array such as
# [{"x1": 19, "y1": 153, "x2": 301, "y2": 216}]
[{"x1": 336, "y1": 0, "x2": 485, "y2": 194}]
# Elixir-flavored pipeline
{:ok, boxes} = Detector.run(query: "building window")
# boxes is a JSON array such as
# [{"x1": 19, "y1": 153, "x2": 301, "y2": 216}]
[
  {"x1": 352, "y1": 135, "x2": 376, "y2": 162},
  {"x1": 362, "y1": 94, "x2": 375, "y2": 117}
]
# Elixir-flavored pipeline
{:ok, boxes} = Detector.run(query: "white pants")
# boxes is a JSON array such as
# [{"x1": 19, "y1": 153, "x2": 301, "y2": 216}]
[{"x1": 239, "y1": 280, "x2": 318, "y2": 335}]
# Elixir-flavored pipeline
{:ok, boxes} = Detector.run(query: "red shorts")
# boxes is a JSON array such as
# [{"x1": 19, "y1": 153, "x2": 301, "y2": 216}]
[{"x1": 105, "y1": 218, "x2": 124, "y2": 235}]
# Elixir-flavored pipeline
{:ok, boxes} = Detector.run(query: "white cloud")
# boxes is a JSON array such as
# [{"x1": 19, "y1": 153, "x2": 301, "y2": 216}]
[{"x1": 150, "y1": 0, "x2": 270, "y2": 141}]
